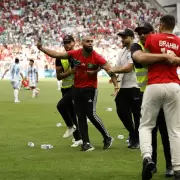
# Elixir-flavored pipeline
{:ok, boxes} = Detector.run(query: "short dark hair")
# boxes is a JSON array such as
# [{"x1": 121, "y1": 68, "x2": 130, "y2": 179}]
[
  {"x1": 160, "y1": 15, "x2": 176, "y2": 30},
  {"x1": 30, "y1": 59, "x2": 34, "y2": 63},
  {"x1": 15, "y1": 58, "x2": 19, "y2": 63}
]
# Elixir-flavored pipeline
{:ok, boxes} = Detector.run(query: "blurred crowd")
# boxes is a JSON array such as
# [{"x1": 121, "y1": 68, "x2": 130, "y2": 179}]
[{"x1": 0, "y1": 0, "x2": 163, "y2": 68}]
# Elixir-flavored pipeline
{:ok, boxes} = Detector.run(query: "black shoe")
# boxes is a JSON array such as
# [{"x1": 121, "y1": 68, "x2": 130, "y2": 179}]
[
  {"x1": 142, "y1": 157, "x2": 155, "y2": 180},
  {"x1": 152, "y1": 167, "x2": 157, "y2": 174},
  {"x1": 127, "y1": 139, "x2": 133, "y2": 148},
  {"x1": 126, "y1": 136, "x2": 130, "y2": 143},
  {"x1": 103, "y1": 137, "x2": 114, "y2": 149},
  {"x1": 165, "y1": 168, "x2": 174, "y2": 177},
  {"x1": 174, "y1": 171, "x2": 180, "y2": 180},
  {"x1": 81, "y1": 143, "x2": 95, "y2": 152},
  {"x1": 130, "y1": 142, "x2": 140, "y2": 149}
]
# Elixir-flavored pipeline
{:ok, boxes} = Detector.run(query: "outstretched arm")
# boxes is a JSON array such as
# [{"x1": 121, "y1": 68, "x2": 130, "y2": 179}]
[
  {"x1": 112, "y1": 63, "x2": 133, "y2": 73},
  {"x1": 37, "y1": 42, "x2": 69, "y2": 59}
]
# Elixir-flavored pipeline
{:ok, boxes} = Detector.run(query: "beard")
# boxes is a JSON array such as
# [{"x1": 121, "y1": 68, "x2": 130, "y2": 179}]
[{"x1": 84, "y1": 46, "x2": 93, "y2": 52}]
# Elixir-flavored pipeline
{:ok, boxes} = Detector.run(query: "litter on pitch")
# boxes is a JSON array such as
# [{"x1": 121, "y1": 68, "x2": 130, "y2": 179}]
[
  {"x1": 117, "y1": 135, "x2": 124, "y2": 140},
  {"x1": 106, "y1": 108, "x2": 112, "y2": 111},
  {"x1": 41, "y1": 144, "x2": 53, "y2": 149},
  {"x1": 28, "y1": 142, "x2": 35, "y2": 147},
  {"x1": 56, "y1": 123, "x2": 62, "y2": 127}
]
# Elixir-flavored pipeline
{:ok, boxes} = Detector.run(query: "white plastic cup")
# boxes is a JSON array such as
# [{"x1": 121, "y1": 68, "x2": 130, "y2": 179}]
[
  {"x1": 56, "y1": 123, "x2": 62, "y2": 127},
  {"x1": 117, "y1": 135, "x2": 124, "y2": 140},
  {"x1": 28, "y1": 142, "x2": 35, "y2": 147},
  {"x1": 106, "y1": 108, "x2": 112, "y2": 111}
]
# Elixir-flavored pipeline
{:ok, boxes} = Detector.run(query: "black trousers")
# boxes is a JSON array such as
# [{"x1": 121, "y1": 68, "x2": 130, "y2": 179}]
[
  {"x1": 57, "y1": 87, "x2": 81, "y2": 141},
  {"x1": 139, "y1": 92, "x2": 172, "y2": 169},
  {"x1": 72, "y1": 87, "x2": 110, "y2": 143},
  {"x1": 152, "y1": 109, "x2": 172, "y2": 169},
  {"x1": 115, "y1": 88, "x2": 141, "y2": 142}
]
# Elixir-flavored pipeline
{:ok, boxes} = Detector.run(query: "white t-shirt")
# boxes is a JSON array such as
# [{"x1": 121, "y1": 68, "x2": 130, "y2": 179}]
[
  {"x1": 28, "y1": 65, "x2": 38, "y2": 81},
  {"x1": 116, "y1": 47, "x2": 139, "y2": 88},
  {"x1": 9, "y1": 63, "x2": 22, "y2": 81}
]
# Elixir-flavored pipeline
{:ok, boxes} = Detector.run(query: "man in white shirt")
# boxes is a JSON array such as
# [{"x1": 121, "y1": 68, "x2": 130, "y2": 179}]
[
  {"x1": 111, "y1": 29, "x2": 141, "y2": 149},
  {"x1": 28, "y1": 59, "x2": 39, "y2": 98},
  {"x1": 2, "y1": 58, "x2": 24, "y2": 103}
]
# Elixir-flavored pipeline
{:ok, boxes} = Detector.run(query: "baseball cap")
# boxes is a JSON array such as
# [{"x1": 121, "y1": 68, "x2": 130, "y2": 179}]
[
  {"x1": 63, "y1": 35, "x2": 75, "y2": 42},
  {"x1": 117, "y1": 29, "x2": 134, "y2": 38},
  {"x1": 135, "y1": 22, "x2": 154, "y2": 32}
]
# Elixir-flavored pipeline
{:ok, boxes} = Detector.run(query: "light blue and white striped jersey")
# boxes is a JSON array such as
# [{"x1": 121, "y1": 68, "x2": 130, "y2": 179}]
[
  {"x1": 10, "y1": 63, "x2": 21, "y2": 81},
  {"x1": 28, "y1": 65, "x2": 38, "y2": 81}
]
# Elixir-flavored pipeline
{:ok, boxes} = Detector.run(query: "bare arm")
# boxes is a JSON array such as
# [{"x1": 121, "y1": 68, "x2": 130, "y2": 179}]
[
  {"x1": 56, "y1": 66, "x2": 73, "y2": 81},
  {"x1": 102, "y1": 63, "x2": 119, "y2": 89},
  {"x1": 2, "y1": 69, "x2": 9, "y2": 78},
  {"x1": 112, "y1": 63, "x2": 133, "y2": 74},
  {"x1": 132, "y1": 50, "x2": 168, "y2": 65},
  {"x1": 28, "y1": 71, "x2": 30, "y2": 79},
  {"x1": 36, "y1": 72, "x2": 38, "y2": 83},
  {"x1": 86, "y1": 67, "x2": 101, "y2": 75},
  {"x1": 20, "y1": 73, "x2": 24, "y2": 80},
  {"x1": 166, "y1": 56, "x2": 180, "y2": 66},
  {"x1": 37, "y1": 45, "x2": 69, "y2": 59}
]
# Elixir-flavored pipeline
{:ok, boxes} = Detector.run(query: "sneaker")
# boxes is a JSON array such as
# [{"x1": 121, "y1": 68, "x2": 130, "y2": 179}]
[
  {"x1": 63, "y1": 125, "x2": 76, "y2": 138},
  {"x1": 126, "y1": 137, "x2": 130, "y2": 143},
  {"x1": 130, "y1": 142, "x2": 140, "y2": 149},
  {"x1": 165, "y1": 168, "x2": 174, "y2": 177},
  {"x1": 103, "y1": 137, "x2": 114, "y2": 149},
  {"x1": 14, "y1": 100, "x2": 20, "y2": 103},
  {"x1": 151, "y1": 167, "x2": 157, "y2": 174},
  {"x1": 71, "y1": 140, "x2": 83, "y2": 147},
  {"x1": 142, "y1": 157, "x2": 155, "y2": 180},
  {"x1": 81, "y1": 143, "x2": 95, "y2": 152},
  {"x1": 174, "y1": 171, "x2": 180, "y2": 180},
  {"x1": 127, "y1": 140, "x2": 133, "y2": 148},
  {"x1": 72, "y1": 138, "x2": 75, "y2": 143}
]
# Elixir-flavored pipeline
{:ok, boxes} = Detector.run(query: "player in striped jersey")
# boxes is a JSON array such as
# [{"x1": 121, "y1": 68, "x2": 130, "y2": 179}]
[
  {"x1": 27, "y1": 59, "x2": 39, "y2": 98},
  {"x1": 2, "y1": 58, "x2": 24, "y2": 103}
]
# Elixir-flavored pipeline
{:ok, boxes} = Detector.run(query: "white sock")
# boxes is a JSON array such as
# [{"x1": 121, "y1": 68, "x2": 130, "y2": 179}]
[
  {"x1": 32, "y1": 89, "x2": 36, "y2": 98},
  {"x1": 14, "y1": 89, "x2": 19, "y2": 101},
  {"x1": 57, "y1": 80, "x2": 61, "y2": 89},
  {"x1": 143, "y1": 153, "x2": 151, "y2": 159}
]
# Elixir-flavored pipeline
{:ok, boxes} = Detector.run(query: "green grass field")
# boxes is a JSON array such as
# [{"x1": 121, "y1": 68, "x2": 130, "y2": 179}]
[{"x1": 0, "y1": 78, "x2": 170, "y2": 180}]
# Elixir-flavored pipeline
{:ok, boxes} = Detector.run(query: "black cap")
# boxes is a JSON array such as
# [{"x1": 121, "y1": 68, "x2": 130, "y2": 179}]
[
  {"x1": 117, "y1": 28, "x2": 134, "y2": 38},
  {"x1": 15, "y1": 58, "x2": 19, "y2": 63},
  {"x1": 135, "y1": 22, "x2": 154, "y2": 32},
  {"x1": 63, "y1": 35, "x2": 75, "y2": 42}
]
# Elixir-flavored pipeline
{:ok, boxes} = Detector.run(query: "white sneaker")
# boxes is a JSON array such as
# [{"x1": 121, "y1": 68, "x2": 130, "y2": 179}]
[
  {"x1": 63, "y1": 125, "x2": 76, "y2": 138},
  {"x1": 71, "y1": 140, "x2": 83, "y2": 147},
  {"x1": 72, "y1": 138, "x2": 75, "y2": 143},
  {"x1": 14, "y1": 100, "x2": 20, "y2": 103}
]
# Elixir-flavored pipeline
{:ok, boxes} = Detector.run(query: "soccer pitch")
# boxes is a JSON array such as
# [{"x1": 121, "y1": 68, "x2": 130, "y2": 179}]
[{"x1": 0, "y1": 78, "x2": 167, "y2": 180}]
